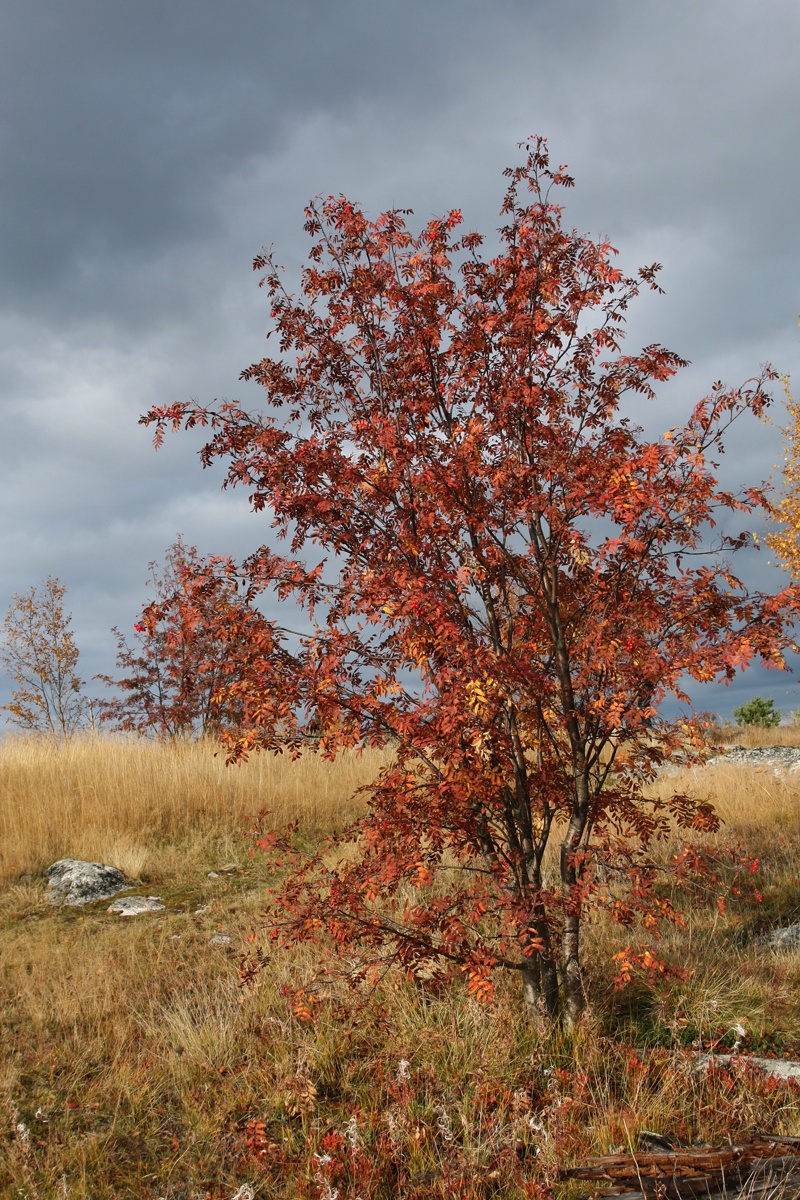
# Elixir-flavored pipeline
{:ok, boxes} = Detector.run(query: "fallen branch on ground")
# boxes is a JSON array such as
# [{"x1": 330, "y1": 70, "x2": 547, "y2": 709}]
[{"x1": 560, "y1": 1134, "x2": 800, "y2": 1199}]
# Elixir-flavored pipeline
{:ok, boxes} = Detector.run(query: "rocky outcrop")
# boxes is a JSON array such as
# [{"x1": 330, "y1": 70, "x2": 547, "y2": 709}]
[
  {"x1": 107, "y1": 895, "x2": 165, "y2": 916},
  {"x1": 708, "y1": 744, "x2": 800, "y2": 769},
  {"x1": 46, "y1": 859, "x2": 128, "y2": 906}
]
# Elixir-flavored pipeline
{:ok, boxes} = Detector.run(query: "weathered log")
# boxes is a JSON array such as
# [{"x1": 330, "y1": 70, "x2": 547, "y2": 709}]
[{"x1": 561, "y1": 1134, "x2": 800, "y2": 1200}]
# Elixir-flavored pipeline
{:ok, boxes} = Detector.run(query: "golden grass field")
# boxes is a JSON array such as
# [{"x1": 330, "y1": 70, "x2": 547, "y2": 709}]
[{"x1": 0, "y1": 733, "x2": 798, "y2": 1198}]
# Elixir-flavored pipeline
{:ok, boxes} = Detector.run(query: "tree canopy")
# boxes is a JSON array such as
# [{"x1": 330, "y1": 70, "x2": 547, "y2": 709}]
[
  {"x1": 97, "y1": 538, "x2": 291, "y2": 740},
  {"x1": 0, "y1": 576, "x2": 86, "y2": 737},
  {"x1": 145, "y1": 139, "x2": 799, "y2": 1022}
]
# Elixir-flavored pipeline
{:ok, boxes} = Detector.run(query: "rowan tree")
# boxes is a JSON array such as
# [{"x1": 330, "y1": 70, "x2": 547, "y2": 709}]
[
  {"x1": 145, "y1": 139, "x2": 798, "y2": 1023},
  {"x1": 0, "y1": 576, "x2": 87, "y2": 737},
  {"x1": 97, "y1": 538, "x2": 293, "y2": 740}
]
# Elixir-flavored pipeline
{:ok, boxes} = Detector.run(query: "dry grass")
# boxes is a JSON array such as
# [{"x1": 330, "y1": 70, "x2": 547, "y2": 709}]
[
  {"x1": 0, "y1": 734, "x2": 390, "y2": 884},
  {"x1": 648, "y1": 758, "x2": 800, "y2": 846},
  {"x1": 647, "y1": 761, "x2": 800, "y2": 932},
  {"x1": 0, "y1": 734, "x2": 798, "y2": 1198},
  {"x1": 716, "y1": 723, "x2": 800, "y2": 748},
  {"x1": 591, "y1": 759, "x2": 800, "y2": 1062}
]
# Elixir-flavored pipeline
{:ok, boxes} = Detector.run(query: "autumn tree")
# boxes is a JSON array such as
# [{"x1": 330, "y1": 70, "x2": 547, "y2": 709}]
[
  {"x1": 766, "y1": 359, "x2": 800, "y2": 578},
  {"x1": 97, "y1": 538, "x2": 292, "y2": 740},
  {"x1": 145, "y1": 139, "x2": 798, "y2": 1023},
  {"x1": 0, "y1": 576, "x2": 87, "y2": 737}
]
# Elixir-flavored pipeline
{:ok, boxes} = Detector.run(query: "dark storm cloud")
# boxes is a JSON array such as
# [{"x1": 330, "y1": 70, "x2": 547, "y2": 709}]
[
  {"x1": 1, "y1": 0, "x2": 798, "y2": 719},
  {"x1": 1, "y1": 0, "x2": 593, "y2": 322}
]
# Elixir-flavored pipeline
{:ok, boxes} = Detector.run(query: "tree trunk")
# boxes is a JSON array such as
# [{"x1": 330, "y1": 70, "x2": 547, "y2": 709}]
[
  {"x1": 561, "y1": 910, "x2": 583, "y2": 1027},
  {"x1": 560, "y1": 779, "x2": 589, "y2": 1025},
  {"x1": 520, "y1": 913, "x2": 559, "y2": 1019},
  {"x1": 521, "y1": 956, "x2": 559, "y2": 1020}
]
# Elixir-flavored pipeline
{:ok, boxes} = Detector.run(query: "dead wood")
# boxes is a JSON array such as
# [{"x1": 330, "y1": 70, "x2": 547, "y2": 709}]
[{"x1": 560, "y1": 1134, "x2": 800, "y2": 1199}]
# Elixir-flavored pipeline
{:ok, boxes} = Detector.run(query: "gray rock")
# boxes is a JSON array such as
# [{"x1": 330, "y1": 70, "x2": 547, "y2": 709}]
[
  {"x1": 769, "y1": 922, "x2": 800, "y2": 950},
  {"x1": 209, "y1": 933, "x2": 232, "y2": 945},
  {"x1": 46, "y1": 859, "x2": 128, "y2": 907},
  {"x1": 696, "y1": 1052, "x2": 800, "y2": 1080},
  {"x1": 107, "y1": 895, "x2": 165, "y2": 915},
  {"x1": 707, "y1": 745, "x2": 800, "y2": 771}
]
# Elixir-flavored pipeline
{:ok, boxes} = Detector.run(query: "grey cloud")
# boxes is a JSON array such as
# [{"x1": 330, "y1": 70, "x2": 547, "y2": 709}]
[{"x1": 0, "y1": 0, "x2": 619, "y2": 323}]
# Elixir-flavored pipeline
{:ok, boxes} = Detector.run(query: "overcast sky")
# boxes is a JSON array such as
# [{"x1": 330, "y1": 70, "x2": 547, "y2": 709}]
[{"x1": 1, "y1": 0, "x2": 799, "y2": 724}]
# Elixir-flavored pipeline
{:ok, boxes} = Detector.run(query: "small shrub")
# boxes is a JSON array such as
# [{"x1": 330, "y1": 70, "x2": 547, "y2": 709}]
[{"x1": 733, "y1": 696, "x2": 780, "y2": 728}]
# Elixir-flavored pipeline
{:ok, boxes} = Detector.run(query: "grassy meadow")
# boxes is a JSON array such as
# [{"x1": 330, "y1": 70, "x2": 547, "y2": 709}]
[{"x1": 0, "y1": 734, "x2": 798, "y2": 1198}]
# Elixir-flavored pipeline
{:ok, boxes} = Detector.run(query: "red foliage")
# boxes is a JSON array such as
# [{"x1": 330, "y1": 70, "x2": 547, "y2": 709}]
[
  {"x1": 143, "y1": 139, "x2": 799, "y2": 1021},
  {"x1": 96, "y1": 538, "x2": 297, "y2": 741}
]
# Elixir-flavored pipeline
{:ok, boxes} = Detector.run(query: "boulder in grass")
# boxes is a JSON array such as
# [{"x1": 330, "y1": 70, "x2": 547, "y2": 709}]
[
  {"x1": 769, "y1": 922, "x2": 800, "y2": 950},
  {"x1": 46, "y1": 859, "x2": 128, "y2": 907},
  {"x1": 107, "y1": 896, "x2": 165, "y2": 916}
]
